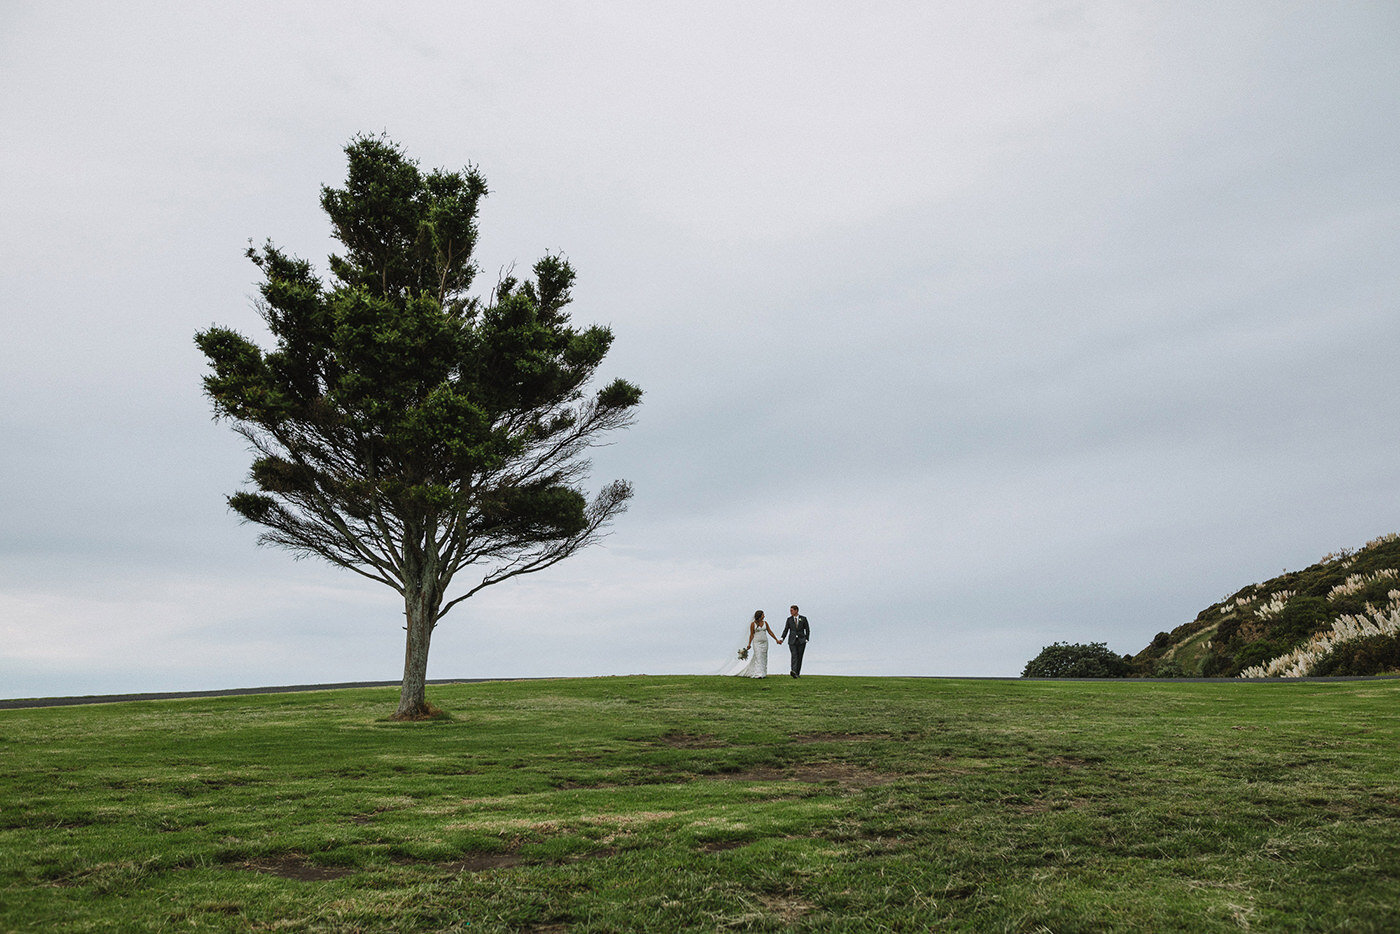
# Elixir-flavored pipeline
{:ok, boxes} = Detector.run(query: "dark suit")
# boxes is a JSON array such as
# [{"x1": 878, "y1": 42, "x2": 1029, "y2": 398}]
[{"x1": 781, "y1": 614, "x2": 810, "y2": 676}]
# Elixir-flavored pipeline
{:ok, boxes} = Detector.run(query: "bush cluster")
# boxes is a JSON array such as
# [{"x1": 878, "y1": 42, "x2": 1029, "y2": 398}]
[
  {"x1": 1151, "y1": 659, "x2": 1187, "y2": 678},
  {"x1": 1310, "y1": 634, "x2": 1400, "y2": 677},
  {"x1": 1125, "y1": 533, "x2": 1400, "y2": 677},
  {"x1": 1022, "y1": 642, "x2": 1133, "y2": 678}
]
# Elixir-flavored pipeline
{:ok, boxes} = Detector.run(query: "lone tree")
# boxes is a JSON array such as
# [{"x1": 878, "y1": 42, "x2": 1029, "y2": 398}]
[{"x1": 196, "y1": 136, "x2": 642, "y2": 718}]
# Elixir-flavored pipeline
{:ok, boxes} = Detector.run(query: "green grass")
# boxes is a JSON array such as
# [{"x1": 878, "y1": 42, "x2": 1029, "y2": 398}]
[
  {"x1": 3, "y1": 676, "x2": 1399, "y2": 932},
  {"x1": 1161, "y1": 621, "x2": 1219, "y2": 673}
]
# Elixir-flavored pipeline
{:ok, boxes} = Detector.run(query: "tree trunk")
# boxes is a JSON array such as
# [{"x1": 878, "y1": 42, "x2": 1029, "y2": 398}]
[{"x1": 395, "y1": 583, "x2": 438, "y2": 719}]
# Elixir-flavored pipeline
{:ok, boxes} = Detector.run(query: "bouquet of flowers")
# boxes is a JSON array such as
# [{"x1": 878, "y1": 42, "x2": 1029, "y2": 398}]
[{"x1": 737, "y1": 646, "x2": 749, "y2": 661}]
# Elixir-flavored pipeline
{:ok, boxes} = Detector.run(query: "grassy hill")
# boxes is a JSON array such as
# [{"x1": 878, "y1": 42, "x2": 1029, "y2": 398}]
[
  {"x1": 4, "y1": 676, "x2": 1400, "y2": 931},
  {"x1": 1134, "y1": 532, "x2": 1400, "y2": 678}
]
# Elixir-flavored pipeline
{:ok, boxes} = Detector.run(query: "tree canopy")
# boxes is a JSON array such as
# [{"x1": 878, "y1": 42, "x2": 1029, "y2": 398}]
[
  {"x1": 196, "y1": 135, "x2": 641, "y2": 717},
  {"x1": 1021, "y1": 642, "x2": 1133, "y2": 679}
]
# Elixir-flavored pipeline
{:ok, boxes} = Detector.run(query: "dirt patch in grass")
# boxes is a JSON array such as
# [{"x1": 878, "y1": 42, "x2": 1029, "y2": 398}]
[
  {"x1": 700, "y1": 839, "x2": 749, "y2": 852},
  {"x1": 447, "y1": 811, "x2": 677, "y2": 835},
  {"x1": 569, "y1": 846, "x2": 619, "y2": 861},
  {"x1": 656, "y1": 731, "x2": 723, "y2": 748},
  {"x1": 242, "y1": 852, "x2": 526, "y2": 880},
  {"x1": 712, "y1": 764, "x2": 897, "y2": 789},
  {"x1": 347, "y1": 804, "x2": 398, "y2": 825},
  {"x1": 1010, "y1": 795, "x2": 1095, "y2": 815},
  {"x1": 429, "y1": 854, "x2": 524, "y2": 872},
  {"x1": 789, "y1": 732, "x2": 888, "y2": 743},
  {"x1": 554, "y1": 777, "x2": 620, "y2": 790},
  {"x1": 240, "y1": 857, "x2": 358, "y2": 881},
  {"x1": 758, "y1": 893, "x2": 813, "y2": 922},
  {"x1": 793, "y1": 764, "x2": 895, "y2": 787},
  {"x1": 1042, "y1": 756, "x2": 1093, "y2": 769}
]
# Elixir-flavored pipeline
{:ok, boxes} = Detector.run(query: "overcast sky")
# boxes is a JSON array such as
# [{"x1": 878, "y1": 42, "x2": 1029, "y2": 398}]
[{"x1": 3, "y1": 2, "x2": 1398, "y2": 698}]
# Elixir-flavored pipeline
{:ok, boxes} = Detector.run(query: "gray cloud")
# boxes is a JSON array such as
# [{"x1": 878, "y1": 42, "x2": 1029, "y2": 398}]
[{"x1": 3, "y1": 2, "x2": 1398, "y2": 697}]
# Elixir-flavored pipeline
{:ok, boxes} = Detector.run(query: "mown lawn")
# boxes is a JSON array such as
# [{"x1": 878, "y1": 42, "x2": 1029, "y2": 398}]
[{"x1": 1, "y1": 676, "x2": 1398, "y2": 932}]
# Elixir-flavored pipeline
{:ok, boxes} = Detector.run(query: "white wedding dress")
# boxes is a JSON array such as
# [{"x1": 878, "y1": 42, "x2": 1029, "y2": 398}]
[{"x1": 737, "y1": 627, "x2": 769, "y2": 678}]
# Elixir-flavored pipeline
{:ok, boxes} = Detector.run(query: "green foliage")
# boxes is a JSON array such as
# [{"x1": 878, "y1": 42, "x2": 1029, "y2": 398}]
[
  {"x1": 1277, "y1": 595, "x2": 1328, "y2": 642},
  {"x1": 1140, "y1": 533, "x2": 1400, "y2": 677},
  {"x1": 1232, "y1": 639, "x2": 1286, "y2": 672},
  {"x1": 1213, "y1": 616, "x2": 1241, "y2": 647},
  {"x1": 1198, "y1": 651, "x2": 1230, "y2": 678},
  {"x1": 1312, "y1": 634, "x2": 1400, "y2": 676},
  {"x1": 1022, "y1": 642, "x2": 1132, "y2": 678},
  {"x1": 4, "y1": 677, "x2": 1400, "y2": 932},
  {"x1": 196, "y1": 135, "x2": 642, "y2": 716},
  {"x1": 1152, "y1": 659, "x2": 1187, "y2": 678}
]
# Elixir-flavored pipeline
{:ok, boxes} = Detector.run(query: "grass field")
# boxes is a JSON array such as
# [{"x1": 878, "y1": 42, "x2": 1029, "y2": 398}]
[{"x1": 2, "y1": 676, "x2": 1398, "y2": 932}]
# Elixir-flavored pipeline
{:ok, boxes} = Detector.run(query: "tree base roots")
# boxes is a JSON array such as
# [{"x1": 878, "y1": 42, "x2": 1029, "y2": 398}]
[{"x1": 389, "y1": 702, "x2": 452, "y2": 722}]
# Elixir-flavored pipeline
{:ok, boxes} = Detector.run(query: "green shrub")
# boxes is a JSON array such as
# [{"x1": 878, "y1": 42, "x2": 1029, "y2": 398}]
[
  {"x1": 1233, "y1": 640, "x2": 1286, "y2": 672},
  {"x1": 1329, "y1": 595, "x2": 1366, "y2": 617},
  {"x1": 1152, "y1": 659, "x2": 1187, "y2": 678},
  {"x1": 1214, "y1": 617, "x2": 1241, "y2": 646},
  {"x1": 1199, "y1": 650, "x2": 1231, "y2": 678},
  {"x1": 1277, "y1": 596, "x2": 1329, "y2": 643},
  {"x1": 1312, "y1": 634, "x2": 1400, "y2": 676},
  {"x1": 1022, "y1": 642, "x2": 1132, "y2": 678}
]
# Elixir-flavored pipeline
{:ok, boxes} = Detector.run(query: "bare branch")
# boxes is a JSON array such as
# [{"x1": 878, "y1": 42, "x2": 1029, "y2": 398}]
[{"x1": 435, "y1": 479, "x2": 631, "y2": 620}]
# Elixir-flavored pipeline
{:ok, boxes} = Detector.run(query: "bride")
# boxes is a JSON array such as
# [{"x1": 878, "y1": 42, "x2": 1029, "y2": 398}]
[{"x1": 737, "y1": 609, "x2": 783, "y2": 678}]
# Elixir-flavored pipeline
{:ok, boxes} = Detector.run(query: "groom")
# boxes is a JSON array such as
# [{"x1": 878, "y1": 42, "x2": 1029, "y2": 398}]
[{"x1": 781, "y1": 605, "x2": 810, "y2": 678}]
